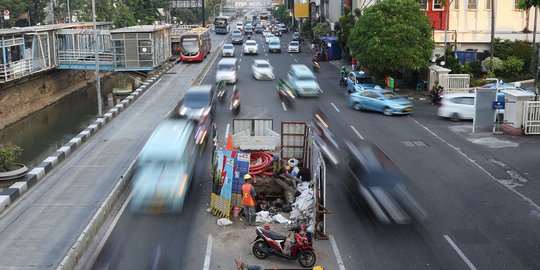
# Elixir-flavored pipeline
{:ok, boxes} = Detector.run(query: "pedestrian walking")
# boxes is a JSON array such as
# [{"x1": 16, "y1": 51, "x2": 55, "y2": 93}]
[{"x1": 242, "y1": 174, "x2": 257, "y2": 225}]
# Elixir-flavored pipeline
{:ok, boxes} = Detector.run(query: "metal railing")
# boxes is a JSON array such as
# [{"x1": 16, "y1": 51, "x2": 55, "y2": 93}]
[
  {"x1": 440, "y1": 74, "x2": 471, "y2": 93},
  {"x1": 523, "y1": 101, "x2": 540, "y2": 135},
  {"x1": 58, "y1": 50, "x2": 114, "y2": 67},
  {"x1": 0, "y1": 59, "x2": 33, "y2": 83}
]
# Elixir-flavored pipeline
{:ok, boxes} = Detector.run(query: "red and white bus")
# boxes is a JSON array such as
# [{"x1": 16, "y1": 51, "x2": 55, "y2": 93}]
[{"x1": 180, "y1": 28, "x2": 212, "y2": 62}]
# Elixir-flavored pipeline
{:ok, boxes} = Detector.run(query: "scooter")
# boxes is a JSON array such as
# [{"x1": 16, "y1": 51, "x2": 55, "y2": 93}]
[
  {"x1": 230, "y1": 85, "x2": 240, "y2": 115},
  {"x1": 339, "y1": 74, "x2": 348, "y2": 86},
  {"x1": 251, "y1": 224, "x2": 316, "y2": 268},
  {"x1": 216, "y1": 80, "x2": 227, "y2": 103},
  {"x1": 276, "y1": 79, "x2": 296, "y2": 106},
  {"x1": 312, "y1": 61, "x2": 320, "y2": 73}
]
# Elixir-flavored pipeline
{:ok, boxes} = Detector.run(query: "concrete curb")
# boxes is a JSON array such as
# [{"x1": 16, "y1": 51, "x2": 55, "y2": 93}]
[
  {"x1": 56, "y1": 43, "x2": 225, "y2": 270},
  {"x1": 0, "y1": 63, "x2": 174, "y2": 215}
]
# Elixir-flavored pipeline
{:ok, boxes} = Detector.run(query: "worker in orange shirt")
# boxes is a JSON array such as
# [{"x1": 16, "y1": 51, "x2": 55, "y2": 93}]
[{"x1": 242, "y1": 174, "x2": 257, "y2": 226}]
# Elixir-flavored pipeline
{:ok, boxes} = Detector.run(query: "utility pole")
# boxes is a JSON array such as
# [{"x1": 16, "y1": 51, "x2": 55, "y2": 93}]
[
  {"x1": 202, "y1": 0, "x2": 206, "y2": 27},
  {"x1": 92, "y1": 0, "x2": 103, "y2": 117},
  {"x1": 489, "y1": 0, "x2": 495, "y2": 73},
  {"x1": 444, "y1": 0, "x2": 454, "y2": 62},
  {"x1": 67, "y1": 0, "x2": 71, "y2": 23}
]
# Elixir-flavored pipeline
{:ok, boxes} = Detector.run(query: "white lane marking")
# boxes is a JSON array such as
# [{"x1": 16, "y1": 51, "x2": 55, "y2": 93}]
[
  {"x1": 281, "y1": 101, "x2": 287, "y2": 111},
  {"x1": 265, "y1": 53, "x2": 268, "y2": 57},
  {"x1": 225, "y1": 123, "x2": 230, "y2": 138},
  {"x1": 331, "y1": 102, "x2": 340, "y2": 112},
  {"x1": 410, "y1": 116, "x2": 540, "y2": 212},
  {"x1": 294, "y1": 59, "x2": 298, "y2": 63},
  {"x1": 203, "y1": 234, "x2": 213, "y2": 270},
  {"x1": 289, "y1": 53, "x2": 292, "y2": 57},
  {"x1": 329, "y1": 235, "x2": 347, "y2": 270},
  {"x1": 350, "y1": 125, "x2": 364, "y2": 140},
  {"x1": 444, "y1": 235, "x2": 477, "y2": 270},
  {"x1": 239, "y1": 59, "x2": 242, "y2": 62}
]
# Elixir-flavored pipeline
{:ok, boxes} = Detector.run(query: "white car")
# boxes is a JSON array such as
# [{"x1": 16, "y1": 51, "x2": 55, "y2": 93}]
[
  {"x1": 265, "y1": 34, "x2": 275, "y2": 43},
  {"x1": 221, "y1": 44, "x2": 235, "y2": 57},
  {"x1": 287, "y1": 41, "x2": 300, "y2": 53},
  {"x1": 243, "y1": 40, "x2": 259, "y2": 55},
  {"x1": 216, "y1": 58, "x2": 239, "y2": 84},
  {"x1": 437, "y1": 92, "x2": 475, "y2": 121},
  {"x1": 236, "y1": 22, "x2": 244, "y2": 31},
  {"x1": 252, "y1": 59, "x2": 275, "y2": 80},
  {"x1": 262, "y1": 30, "x2": 271, "y2": 37}
]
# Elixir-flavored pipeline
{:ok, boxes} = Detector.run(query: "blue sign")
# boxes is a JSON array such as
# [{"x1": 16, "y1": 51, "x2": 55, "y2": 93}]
[{"x1": 493, "y1": 101, "x2": 505, "y2": 110}]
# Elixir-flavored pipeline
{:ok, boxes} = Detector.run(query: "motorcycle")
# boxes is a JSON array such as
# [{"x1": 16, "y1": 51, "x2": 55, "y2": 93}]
[
  {"x1": 276, "y1": 79, "x2": 296, "y2": 105},
  {"x1": 216, "y1": 80, "x2": 227, "y2": 103},
  {"x1": 247, "y1": 34, "x2": 251, "y2": 40},
  {"x1": 339, "y1": 74, "x2": 348, "y2": 87},
  {"x1": 251, "y1": 224, "x2": 316, "y2": 268},
  {"x1": 230, "y1": 85, "x2": 240, "y2": 115},
  {"x1": 312, "y1": 61, "x2": 320, "y2": 73}
]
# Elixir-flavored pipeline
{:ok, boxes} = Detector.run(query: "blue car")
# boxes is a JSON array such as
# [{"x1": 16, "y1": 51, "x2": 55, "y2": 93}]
[
  {"x1": 346, "y1": 71, "x2": 381, "y2": 93},
  {"x1": 348, "y1": 89, "x2": 414, "y2": 115}
]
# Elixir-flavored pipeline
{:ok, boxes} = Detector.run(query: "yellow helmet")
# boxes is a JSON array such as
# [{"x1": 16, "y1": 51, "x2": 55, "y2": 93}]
[
  {"x1": 313, "y1": 266, "x2": 324, "y2": 270},
  {"x1": 244, "y1": 174, "x2": 252, "y2": 180}
]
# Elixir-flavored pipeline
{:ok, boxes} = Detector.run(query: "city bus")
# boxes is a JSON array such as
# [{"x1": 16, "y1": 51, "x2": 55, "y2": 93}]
[
  {"x1": 214, "y1": 16, "x2": 231, "y2": 34},
  {"x1": 130, "y1": 119, "x2": 201, "y2": 213},
  {"x1": 179, "y1": 27, "x2": 212, "y2": 62}
]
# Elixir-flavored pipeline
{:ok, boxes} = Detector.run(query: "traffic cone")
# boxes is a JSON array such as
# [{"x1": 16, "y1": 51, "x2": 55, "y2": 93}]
[{"x1": 226, "y1": 134, "x2": 233, "y2": 150}]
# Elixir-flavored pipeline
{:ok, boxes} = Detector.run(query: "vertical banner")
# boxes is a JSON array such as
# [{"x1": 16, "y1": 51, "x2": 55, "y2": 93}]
[
  {"x1": 220, "y1": 155, "x2": 235, "y2": 201},
  {"x1": 234, "y1": 152, "x2": 251, "y2": 193},
  {"x1": 214, "y1": 148, "x2": 224, "y2": 194}
]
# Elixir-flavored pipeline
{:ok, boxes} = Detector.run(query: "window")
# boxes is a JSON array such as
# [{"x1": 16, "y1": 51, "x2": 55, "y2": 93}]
[
  {"x1": 419, "y1": 0, "x2": 427, "y2": 9},
  {"x1": 455, "y1": 0, "x2": 460, "y2": 9},
  {"x1": 468, "y1": 0, "x2": 477, "y2": 9},
  {"x1": 433, "y1": 0, "x2": 444, "y2": 10},
  {"x1": 486, "y1": 0, "x2": 491, "y2": 9}
]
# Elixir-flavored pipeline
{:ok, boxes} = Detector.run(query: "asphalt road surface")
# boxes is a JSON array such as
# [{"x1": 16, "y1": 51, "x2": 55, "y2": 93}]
[{"x1": 92, "y1": 30, "x2": 540, "y2": 270}]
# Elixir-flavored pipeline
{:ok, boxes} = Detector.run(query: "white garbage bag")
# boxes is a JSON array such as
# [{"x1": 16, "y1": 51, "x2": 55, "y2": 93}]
[
  {"x1": 272, "y1": 214, "x2": 290, "y2": 224},
  {"x1": 217, "y1": 218, "x2": 233, "y2": 227},
  {"x1": 256, "y1": 211, "x2": 272, "y2": 223}
]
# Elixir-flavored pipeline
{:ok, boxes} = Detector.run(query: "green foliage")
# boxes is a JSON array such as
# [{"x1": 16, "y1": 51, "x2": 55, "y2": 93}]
[
  {"x1": 172, "y1": 8, "x2": 198, "y2": 24},
  {"x1": 348, "y1": 0, "x2": 434, "y2": 79},
  {"x1": 482, "y1": 57, "x2": 504, "y2": 71},
  {"x1": 301, "y1": 21, "x2": 313, "y2": 42},
  {"x1": 0, "y1": 142, "x2": 22, "y2": 172},
  {"x1": 272, "y1": 5, "x2": 291, "y2": 25},
  {"x1": 501, "y1": 56, "x2": 525, "y2": 78},
  {"x1": 353, "y1": 8, "x2": 361, "y2": 17},
  {"x1": 493, "y1": 38, "x2": 534, "y2": 71},
  {"x1": 312, "y1": 22, "x2": 330, "y2": 41},
  {"x1": 463, "y1": 60, "x2": 483, "y2": 77},
  {"x1": 0, "y1": 0, "x2": 48, "y2": 26},
  {"x1": 337, "y1": 6, "x2": 356, "y2": 61}
]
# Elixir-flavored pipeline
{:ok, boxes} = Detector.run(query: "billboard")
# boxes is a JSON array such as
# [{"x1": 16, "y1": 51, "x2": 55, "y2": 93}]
[{"x1": 294, "y1": 3, "x2": 309, "y2": 18}]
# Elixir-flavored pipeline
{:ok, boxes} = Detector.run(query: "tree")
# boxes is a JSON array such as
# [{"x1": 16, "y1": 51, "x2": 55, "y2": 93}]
[
  {"x1": 336, "y1": 6, "x2": 356, "y2": 61},
  {"x1": 272, "y1": 4, "x2": 291, "y2": 25},
  {"x1": 349, "y1": 0, "x2": 434, "y2": 79},
  {"x1": 311, "y1": 22, "x2": 330, "y2": 43},
  {"x1": 518, "y1": 0, "x2": 540, "y2": 74},
  {"x1": 0, "y1": 0, "x2": 48, "y2": 26}
]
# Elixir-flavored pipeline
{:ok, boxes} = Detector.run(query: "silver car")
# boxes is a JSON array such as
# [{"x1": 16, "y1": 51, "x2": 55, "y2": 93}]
[
  {"x1": 288, "y1": 41, "x2": 300, "y2": 53},
  {"x1": 252, "y1": 59, "x2": 275, "y2": 80},
  {"x1": 222, "y1": 44, "x2": 235, "y2": 57}
]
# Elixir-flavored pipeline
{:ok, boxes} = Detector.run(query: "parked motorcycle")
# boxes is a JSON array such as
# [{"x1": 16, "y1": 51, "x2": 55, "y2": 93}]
[
  {"x1": 251, "y1": 224, "x2": 316, "y2": 268},
  {"x1": 230, "y1": 85, "x2": 240, "y2": 115}
]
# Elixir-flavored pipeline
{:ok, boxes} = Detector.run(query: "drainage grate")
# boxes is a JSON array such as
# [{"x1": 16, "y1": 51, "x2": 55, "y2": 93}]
[{"x1": 403, "y1": 140, "x2": 429, "y2": 147}]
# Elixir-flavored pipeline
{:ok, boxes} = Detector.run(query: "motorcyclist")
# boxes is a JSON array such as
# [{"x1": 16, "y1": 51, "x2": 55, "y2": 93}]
[
  {"x1": 431, "y1": 80, "x2": 443, "y2": 105},
  {"x1": 340, "y1": 66, "x2": 347, "y2": 76},
  {"x1": 312, "y1": 55, "x2": 320, "y2": 71}
]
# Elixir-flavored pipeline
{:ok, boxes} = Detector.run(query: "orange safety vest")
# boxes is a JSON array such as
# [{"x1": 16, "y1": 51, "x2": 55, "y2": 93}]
[{"x1": 242, "y1": 183, "x2": 256, "y2": 207}]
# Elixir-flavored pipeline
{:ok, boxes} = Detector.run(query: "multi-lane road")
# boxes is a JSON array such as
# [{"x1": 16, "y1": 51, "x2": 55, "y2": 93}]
[{"x1": 90, "y1": 30, "x2": 540, "y2": 270}]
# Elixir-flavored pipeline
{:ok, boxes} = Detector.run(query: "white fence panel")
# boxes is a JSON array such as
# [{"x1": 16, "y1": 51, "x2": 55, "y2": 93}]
[
  {"x1": 440, "y1": 74, "x2": 470, "y2": 93},
  {"x1": 523, "y1": 101, "x2": 540, "y2": 135}
]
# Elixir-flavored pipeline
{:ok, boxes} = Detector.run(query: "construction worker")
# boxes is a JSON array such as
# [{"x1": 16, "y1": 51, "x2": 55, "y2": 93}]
[
  {"x1": 272, "y1": 154, "x2": 283, "y2": 177},
  {"x1": 242, "y1": 174, "x2": 257, "y2": 226}
]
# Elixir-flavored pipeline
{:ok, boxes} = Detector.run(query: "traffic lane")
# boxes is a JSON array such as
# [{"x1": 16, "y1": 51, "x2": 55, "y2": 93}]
[
  {"x1": 329, "y1": 96, "x2": 537, "y2": 268},
  {"x1": 411, "y1": 101, "x2": 540, "y2": 210},
  {"x1": 90, "y1": 34, "x2": 229, "y2": 269}
]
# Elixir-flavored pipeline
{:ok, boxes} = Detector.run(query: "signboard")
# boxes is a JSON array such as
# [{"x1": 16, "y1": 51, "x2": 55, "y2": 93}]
[
  {"x1": 171, "y1": 0, "x2": 202, "y2": 8},
  {"x1": 493, "y1": 101, "x2": 505, "y2": 110},
  {"x1": 294, "y1": 3, "x2": 309, "y2": 18},
  {"x1": 220, "y1": 155, "x2": 235, "y2": 201},
  {"x1": 3, "y1": 9, "x2": 9, "y2": 20}
]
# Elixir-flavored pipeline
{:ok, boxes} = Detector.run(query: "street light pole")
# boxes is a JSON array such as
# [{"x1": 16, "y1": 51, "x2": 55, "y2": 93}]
[
  {"x1": 67, "y1": 0, "x2": 71, "y2": 22},
  {"x1": 92, "y1": 0, "x2": 102, "y2": 117}
]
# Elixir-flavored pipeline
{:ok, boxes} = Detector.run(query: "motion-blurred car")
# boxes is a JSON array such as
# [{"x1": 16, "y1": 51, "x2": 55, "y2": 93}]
[
  {"x1": 287, "y1": 64, "x2": 322, "y2": 97},
  {"x1": 346, "y1": 71, "x2": 379, "y2": 93},
  {"x1": 244, "y1": 24, "x2": 254, "y2": 35},
  {"x1": 343, "y1": 140, "x2": 427, "y2": 224},
  {"x1": 272, "y1": 29, "x2": 282, "y2": 37},
  {"x1": 177, "y1": 85, "x2": 216, "y2": 121},
  {"x1": 252, "y1": 59, "x2": 275, "y2": 80},
  {"x1": 262, "y1": 30, "x2": 271, "y2": 37},
  {"x1": 232, "y1": 30, "x2": 241, "y2": 35},
  {"x1": 221, "y1": 44, "x2": 235, "y2": 57},
  {"x1": 216, "y1": 58, "x2": 239, "y2": 83},
  {"x1": 348, "y1": 89, "x2": 414, "y2": 115},
  {"x1": 268, "y1": 37, "x2": 281, "y2": 53},
  {"x1": 437, "y1": 92, "x2": 475, "y2": 121},
  {"x1": 255, "y1": 25, "x2": 263, "y2": 33},
  {"x1": 278, "y1": 24, "x2": 288, "y2": 33},
  {"x1": 287, "y1": 41, "x2": 301, "y2": 53},
  {"x1": 292, "y1": 32, "x2": 301, "y2": 41},
  {"x1": 231, "y1": 33, "x2": 243, "y2": 45},
  {"x1": 243, "y1": 40, "x2": 259, "y2": 55},
  {"x1": 265, "y1": 34, "x2": 275, "y2": 43}
]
